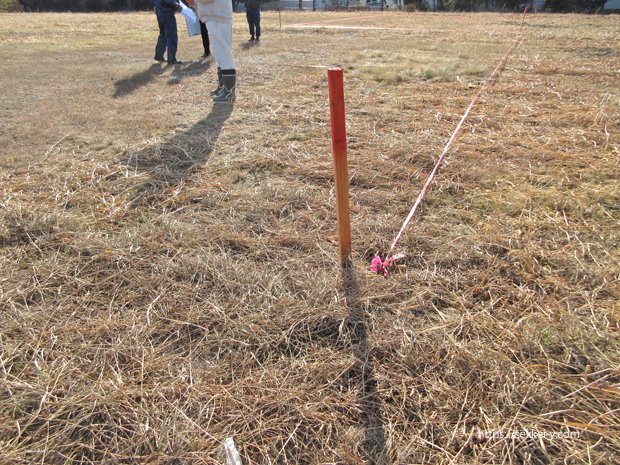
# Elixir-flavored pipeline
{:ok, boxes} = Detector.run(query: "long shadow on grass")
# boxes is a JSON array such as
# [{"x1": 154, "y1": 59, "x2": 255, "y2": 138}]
[
  {"x1": 167, "y1": 59, "x2": 212, "y2": 85},
  {"x1": 113, "y1": 60, "x2": 211, "y2": 98},
  {"x1": 342, "y1": 260, "x2": 390, "y2": 465},
  {"x1": 121, "y1": 102, "x2": 233, "y2": 203},
  {"x1": 113, "y1": 63, "x2": 166, "y2": 98}
]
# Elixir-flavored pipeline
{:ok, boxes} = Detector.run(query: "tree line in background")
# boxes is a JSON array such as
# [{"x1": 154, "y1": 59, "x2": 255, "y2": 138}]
[
  {"x1": 6, "y1": 0, "x2": 613, "y2": 13},
  {"x1": 407, "y1": 0, "x2": 608, "y2": 12},
  {"x1": 406, "y1": 0, "x2": 608, "y2": 12},
  {"x1": 16, "y1": 0, "x2": 152, "y2": 11}
]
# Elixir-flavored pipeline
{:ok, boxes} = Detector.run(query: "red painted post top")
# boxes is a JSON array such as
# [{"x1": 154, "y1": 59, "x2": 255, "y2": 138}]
[{"x1": 328, "y1": 68, "x2": 347, "y2": 160}]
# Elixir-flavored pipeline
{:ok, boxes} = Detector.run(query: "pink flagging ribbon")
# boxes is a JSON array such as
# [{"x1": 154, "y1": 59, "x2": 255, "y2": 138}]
[
  {"x1": 370, "y1": 253, "x2": 407, "y2": 277},
  {"x1": 371, "y1": 36, "x2": 522, "y2": 277}
]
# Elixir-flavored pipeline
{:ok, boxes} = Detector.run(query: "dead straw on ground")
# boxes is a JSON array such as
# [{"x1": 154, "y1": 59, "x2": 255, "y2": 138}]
[{"x1": 1, "y1": 11, "x2": 619, "y2": 465}]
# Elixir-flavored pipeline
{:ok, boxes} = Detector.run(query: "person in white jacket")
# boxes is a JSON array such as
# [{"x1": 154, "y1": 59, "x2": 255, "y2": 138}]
[{"x1": 188, "y1": 0, "x2": 236, "y2": 102}]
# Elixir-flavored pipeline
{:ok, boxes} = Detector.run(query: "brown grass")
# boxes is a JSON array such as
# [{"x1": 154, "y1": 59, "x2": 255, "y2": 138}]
[{"x1": 1, "y1": 10, "x2": 619, "y2": 465}]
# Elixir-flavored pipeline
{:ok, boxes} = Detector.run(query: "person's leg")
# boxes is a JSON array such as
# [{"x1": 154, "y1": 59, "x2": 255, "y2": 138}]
[
  {"x1": 246, "y1": 10, "x2": 254, "y2": 40},
  {"x1": 206, "y1": 21, "x2": 236, "y2": 102},
  {"x1": 254, "y1": 9, "x2": 261, "y2": 39},
  {"x1": 214, "y1": 68, "x2": 236, "y2": 102},
  {"x1": 205, "y1": 21, "x2": 224, "y2": 94},
  {"x1": 200, "y1": 20, "x2": 210, "y2": 56},
  {"x1": 154, "y1": 11, "x2": 166, "y2": 60},
  {"x1": 164, "y1": 12, "x2": 179, "y2": 64},
  {"x1": 210, "y1": 67, "x2": 222, "y2": 95},
  {"x1": 206, "y1": 21, "x2": 235, "y2": 71}
]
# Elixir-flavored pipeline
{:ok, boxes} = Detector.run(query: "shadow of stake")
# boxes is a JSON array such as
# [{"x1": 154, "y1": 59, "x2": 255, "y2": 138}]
[{"x1": 342, "y1": 259, "x2": 390, "y2": 465}]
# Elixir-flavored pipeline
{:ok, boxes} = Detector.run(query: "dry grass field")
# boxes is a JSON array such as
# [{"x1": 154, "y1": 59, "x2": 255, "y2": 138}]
[{"x1": 1, "y1": 10, "x2": 619, "y2": 465}]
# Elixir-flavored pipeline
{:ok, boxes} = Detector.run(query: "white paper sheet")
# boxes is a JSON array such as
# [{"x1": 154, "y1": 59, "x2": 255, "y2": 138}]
[
  {"x1": 181, "y1": 4, "x2": 200, "y2": 37},
  {"x1": 179, "y1": 2, "x2": 197, "y2": 22},
  {"x1": 185, "y1": 15, "x2": 201, "y2": 37}
]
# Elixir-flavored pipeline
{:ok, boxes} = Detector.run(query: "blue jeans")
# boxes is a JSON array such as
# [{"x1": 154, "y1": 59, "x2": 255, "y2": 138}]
[
  {"x1": 155, "y1": 9, "x2": 178, "y2": 63},
  {"x1": 246, "y1": 8, "x2": 260, "y2": 38}
]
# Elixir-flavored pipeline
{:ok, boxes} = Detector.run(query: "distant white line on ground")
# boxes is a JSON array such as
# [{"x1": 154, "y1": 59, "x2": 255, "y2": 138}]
[
  {"x1": 286, "y1": 25, "x2": 420, "y2": 31},
  {"x1": 289, "y1": 14, "x2": 377, "y2": 27}
]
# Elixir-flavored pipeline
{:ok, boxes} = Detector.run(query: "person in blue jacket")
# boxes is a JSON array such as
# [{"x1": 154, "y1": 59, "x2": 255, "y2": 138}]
[{"x1": 153, "y1": 0, "x2": 183, "y2": 65}]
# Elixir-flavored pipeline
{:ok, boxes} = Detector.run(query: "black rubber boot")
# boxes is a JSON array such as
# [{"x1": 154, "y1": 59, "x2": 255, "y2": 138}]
[
  {"x1": 213, "y1": 70, "x2": 236, "y2": 103},
  {"x1": 210, "y1": 67, "x2": 223, "y2": 96}
]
